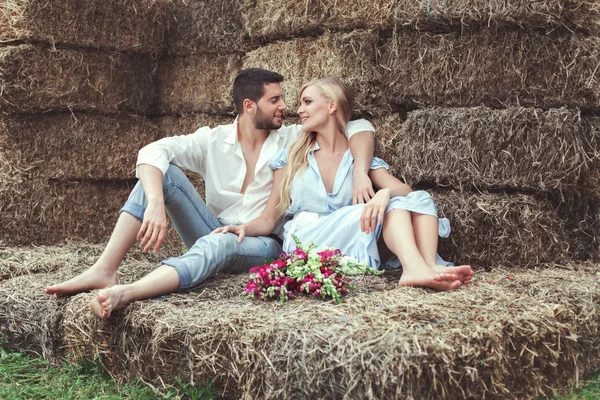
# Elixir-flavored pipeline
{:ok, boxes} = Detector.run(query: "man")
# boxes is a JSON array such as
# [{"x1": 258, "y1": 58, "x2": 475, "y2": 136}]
[{"x1": 45, "y1": 68, "x2": 375, "y2": 318}]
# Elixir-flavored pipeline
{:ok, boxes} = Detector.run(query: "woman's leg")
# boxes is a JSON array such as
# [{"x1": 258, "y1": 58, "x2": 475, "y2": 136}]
[
  {"x1": 382, "y1": 209, "x2": 460, "y2": 290},
  {"x1": 411, "y1": 212, "x2": 473, "y2": 285},
  {"x1": 90, "y1": 265, "x2": 180, "y2": 319}
]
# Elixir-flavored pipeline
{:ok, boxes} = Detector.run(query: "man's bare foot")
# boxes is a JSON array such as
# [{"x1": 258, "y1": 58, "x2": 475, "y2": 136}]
[
  {"x1": 433, "y1": 265, "x2": 473, "y2": 285},
  {"x1": 90, "y1": 286, "x2": 129, "y2": 319},
  {"x1": 45, "y1": 266, "x2": 118, "y2": 295},
  {"x1": 398, "y1": 266, "x2": 461, "y2": 291}
]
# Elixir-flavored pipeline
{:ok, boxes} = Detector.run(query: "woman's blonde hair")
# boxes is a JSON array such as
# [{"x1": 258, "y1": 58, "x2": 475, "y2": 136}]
[{"x1": 276, "y1": 78, "x2": 353, "y2": 216}]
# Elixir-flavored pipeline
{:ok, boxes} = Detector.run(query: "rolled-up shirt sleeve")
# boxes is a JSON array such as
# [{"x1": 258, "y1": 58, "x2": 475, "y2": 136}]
[
  {"x1": 345, "y1": 119, "x2": 375, "y2": 139},
  {"x1": 136, "y1": 126, "x2": 211, "y2": 178}
]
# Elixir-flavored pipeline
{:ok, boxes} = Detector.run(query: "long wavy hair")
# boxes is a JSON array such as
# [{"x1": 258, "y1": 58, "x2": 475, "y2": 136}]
[{"x1": 276, "y1": 78, "x2": 353, "y2": 216}]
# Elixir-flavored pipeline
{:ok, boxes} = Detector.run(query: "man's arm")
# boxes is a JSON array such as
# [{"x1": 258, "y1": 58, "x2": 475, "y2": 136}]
[
  {"x1": 134, "y1": 126, "x2": 212, "y2": 252},
  {"x1": 213, "y1": 169, "x2": 284, "y2": 242},
  {"x1": 136, "y1": 164, "x2": 168, "y2": 253},
  {"x1": 346, "y1": 119, "x2": 376, "y2": 204}
]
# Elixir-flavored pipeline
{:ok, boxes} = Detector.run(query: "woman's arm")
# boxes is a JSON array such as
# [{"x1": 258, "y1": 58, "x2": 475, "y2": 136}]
[
  {"x1": 213, "y1": 169, "x2": 284, "y2": 242},
  {"x1": 348, "y1": 131, "x2": 376, "y2": 204},
  {"x1": 360, "y1": 168, "x2": 413, "y2": 233},
  {"x1": 369, "y1": 168, "x2": 412, "y2": 197}
]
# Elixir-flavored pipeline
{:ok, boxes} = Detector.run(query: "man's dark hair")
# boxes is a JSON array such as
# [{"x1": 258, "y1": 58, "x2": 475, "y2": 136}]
[{"x1": 233, "y1": 68, "x2": 284, "y2": 115}]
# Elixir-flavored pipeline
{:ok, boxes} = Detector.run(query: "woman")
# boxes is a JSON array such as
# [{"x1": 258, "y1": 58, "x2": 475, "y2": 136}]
[{"x1": 215, "y1": 78, "x2": 472, "y2": 290}]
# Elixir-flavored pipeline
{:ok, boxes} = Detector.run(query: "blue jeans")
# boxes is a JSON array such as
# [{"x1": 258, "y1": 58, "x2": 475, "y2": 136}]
[{"x1": 120, "y1": 165, "x2": 281, "y2": 290}]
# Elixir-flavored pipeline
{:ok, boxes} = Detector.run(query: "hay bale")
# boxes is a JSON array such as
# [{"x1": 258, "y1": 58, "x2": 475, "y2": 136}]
[
  {"x1": 0, "y1": 0, "x2": 167, "y2": 52},
  {"x1": 0, "y1": 113, "x2": 159, "y2": 180},
  {"x1": 243, "y1": 31, "x2": 383, "y2": 115},
  {"x1": 0, "y1": 244, "x2": 169, "y2": 283},
  {"x1": 0, "y1": 255, "x2": 159, "y2": 361},
  {"x1": 0, "y1": 44, "x2": 156, "y2": 113},
  {"x1": 61, "y1": 264, "x2": 599, "y2": 399},
  {"x1": 382, "y1": 107, "x2": 593, "y2": 193},
  {"x1": 156, "y1": 53, "x2": 242, "y2": 114},
  {"x1": 372, "y1": 113, "x2": 404, "y2": 159},
  {"x1": 552, "y1": 194, "x2": 600, "y2": 262},
  {"x1": 164, "y1": 0, "x2": 248, "y2": 55},
  {"x1": 243, "y1": 0, "x2": 600, "y2": 40},
  {"x1": 0, "y1": 268, "x2": 75, "y2": 361},
  {"x1": 152, "y1": 114, "x2": 234, "y2": 138},
  {"x1": 381, "y1": 30, "x2": 600, "y2": 109},
  {"x1": 0, "y1": 179, "x2": 134, "y2": 246},
  {"x1": 433, "y1": 190, "x2": 570, "y2": 268}
]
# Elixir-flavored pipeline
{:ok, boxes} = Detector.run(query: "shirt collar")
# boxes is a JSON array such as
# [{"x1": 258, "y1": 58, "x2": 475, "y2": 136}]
[
  {"x1": 223, "y1": 116, "x2": 239, "y2": 144},
  {"x1": 225, "y1": 116, "x2": 283, "y2": 144}
]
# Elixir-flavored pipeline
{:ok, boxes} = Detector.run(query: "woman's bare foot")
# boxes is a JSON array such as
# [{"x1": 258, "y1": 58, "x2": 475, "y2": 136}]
[
  {"x1": 398, "y1": 266, "x2": 461, "y2": 291},
  {"x1": 45, "y1": 265, "x2": 118, "y2": 295},
  {"x1": 433, "y1": 265, "x2": 473, "y2": 286},
  {"x1": 90, "y1": 286, "x2": 129, "y2": 319}
]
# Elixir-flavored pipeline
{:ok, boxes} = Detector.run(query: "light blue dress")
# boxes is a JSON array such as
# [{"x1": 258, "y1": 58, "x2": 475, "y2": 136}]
[{"x1": 269, "y1": 143, "x2": 453, "y2": 270}]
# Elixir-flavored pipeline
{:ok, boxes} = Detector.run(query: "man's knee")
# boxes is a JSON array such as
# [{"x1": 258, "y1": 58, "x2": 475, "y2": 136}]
[
  {"x1": 190, "y1": 233, "x2": 241, "y2": 257},
  {"x1": 163, "y1": 164, "x2": 186, "y2": 185}
]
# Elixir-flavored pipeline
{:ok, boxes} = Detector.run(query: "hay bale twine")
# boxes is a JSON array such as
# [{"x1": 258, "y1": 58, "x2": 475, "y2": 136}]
[
  {"x1": 156, "y1": 53, "x2": 241, "y2": 114},
  {"x1": 0, "y1": 114, "x2": 159, "y2": 180},
  {"x1": 380, "y1": 30, "x2": 600, "y2": 109},
  {"x1": 432, "y1": 190, "x2": 570, "y2": 268},
  {"x1": 243, "y1": 30, "x2": 383, "y2": 115},
  {"x1": 0, "y1": 44, "x2": 156, "y2": 113},
  {"x1": 243, "y1": 0, "x2": 600, "y2": 40},
  {"x1": 0, "y1": 0, "x2": 167, "y2": 52},
  {"x1": 381, "y1": 107, "x2": 593, "y2": 193}
]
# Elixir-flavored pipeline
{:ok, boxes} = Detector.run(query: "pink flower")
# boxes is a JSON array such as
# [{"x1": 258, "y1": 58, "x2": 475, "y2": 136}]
[{"x1": 293, "y1": 248, "x2": 307, "y2": 260}]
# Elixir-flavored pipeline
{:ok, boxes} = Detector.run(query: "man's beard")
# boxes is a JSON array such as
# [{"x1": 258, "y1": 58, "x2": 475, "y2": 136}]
[{"x1": 253, "y1": 107, "x2": 282, "y2": 130}]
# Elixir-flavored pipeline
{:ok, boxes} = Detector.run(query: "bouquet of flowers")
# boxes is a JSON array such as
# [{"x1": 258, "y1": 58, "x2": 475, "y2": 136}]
[{"x1": 245, "y1": 236, "x2": 382, "y2": 304}]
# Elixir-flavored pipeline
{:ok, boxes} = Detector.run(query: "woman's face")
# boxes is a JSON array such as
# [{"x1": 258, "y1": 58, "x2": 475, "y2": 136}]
[{"x1": 297, "y1": 85, "x2": 333, "y2": 132}]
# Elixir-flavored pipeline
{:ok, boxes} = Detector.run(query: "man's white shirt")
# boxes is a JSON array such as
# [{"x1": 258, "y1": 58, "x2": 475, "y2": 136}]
[{"x1": 136, "y1": 118, "x2": 375, "y2": 225}]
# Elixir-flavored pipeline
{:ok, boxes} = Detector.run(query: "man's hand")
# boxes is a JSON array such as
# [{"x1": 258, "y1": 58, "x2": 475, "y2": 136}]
[
  {"x1": 353, "y1": 172, "x2": 375, "y2": 204},
  {"x1": 360, "y1": 188, "x2": 391, "y2": 234},
  {"x1": 212, "y1": 225, "x2": 246, "y2": 243},
  {"x1": 137, "y1": 201, "x2": 167, "y2": 253}
]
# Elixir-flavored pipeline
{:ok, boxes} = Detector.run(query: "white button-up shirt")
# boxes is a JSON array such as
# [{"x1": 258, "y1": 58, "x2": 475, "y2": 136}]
[{"x1": 136, "y1": 118, "x2": 374, "y2": 225}]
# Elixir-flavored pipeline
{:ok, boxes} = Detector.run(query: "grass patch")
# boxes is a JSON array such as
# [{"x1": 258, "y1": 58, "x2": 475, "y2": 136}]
[
  {"x1": 0, "y1": 347, "x2": 216, "y2": 399},
  {"x1": 554, "y1": 371, "x2": 600, "y2": 400}
]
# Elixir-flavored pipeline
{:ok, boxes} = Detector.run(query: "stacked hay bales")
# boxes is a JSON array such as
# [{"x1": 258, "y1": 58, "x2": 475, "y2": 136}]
[
  {"x1": 242, "y1": 1, "x2": 600, "y2": 268},
  {"x1": 1, "y1": 1, "x2": 599, "y2": 399},
  {"x1": 0, "y1": 2, "x2": 165, "y2": 247}
]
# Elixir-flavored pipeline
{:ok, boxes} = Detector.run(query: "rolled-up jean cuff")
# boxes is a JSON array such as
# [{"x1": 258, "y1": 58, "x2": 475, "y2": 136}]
[
  {"x1": 159, "y1": 257, "x2": 193, "y2": 290},
  {"x1": 120, "y1": 201, "x2": 145, "y2": 221}
]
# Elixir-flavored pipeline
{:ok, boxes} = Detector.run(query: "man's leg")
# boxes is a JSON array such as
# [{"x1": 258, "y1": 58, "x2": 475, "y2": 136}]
[
  {"x1": 90, "y1": 233, "x2": 281, "y2": 318},
  {"x1": 46, "y1": 165, "x2": 221, "y2": 295}
]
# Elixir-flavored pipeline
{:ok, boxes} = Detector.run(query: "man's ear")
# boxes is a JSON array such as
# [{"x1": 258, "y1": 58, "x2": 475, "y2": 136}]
[
  {"x1": 328, "y1": 100, "x2": 338, "y2": 115},
  {"x1": 243, "y1": 99, "x2": 256, "y2": 115}
]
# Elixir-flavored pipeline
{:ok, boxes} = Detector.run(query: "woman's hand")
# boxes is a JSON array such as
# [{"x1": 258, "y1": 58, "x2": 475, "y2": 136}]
[
  {"x1": 212, "y1": 224, "x2": 247, "y2": 243},
  {"x1": 360, "y1": 188, "x2": 391, "y2": 233},
  {"x1": 137, "y1": 201, "x2": 168, "y2": 253},
  {"x1": 353, "y1": 171, "x2": 376, "y2": 204}
]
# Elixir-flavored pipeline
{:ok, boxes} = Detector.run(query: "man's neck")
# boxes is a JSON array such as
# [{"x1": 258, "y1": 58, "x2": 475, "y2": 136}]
[{"x1": 237, "y1": 115, "x2": 270, "y2": 148}]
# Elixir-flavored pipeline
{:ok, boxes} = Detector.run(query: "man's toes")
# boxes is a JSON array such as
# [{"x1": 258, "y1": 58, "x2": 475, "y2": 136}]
[{"x1": 450, "y1": 280, "x2": 462, "y2": 290}]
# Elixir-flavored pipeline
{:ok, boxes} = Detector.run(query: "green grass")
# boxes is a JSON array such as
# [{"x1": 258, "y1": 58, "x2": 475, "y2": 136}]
[
  {"x1": 0, "y1": 348, "x2": 217, "y2": 399},
  {"x1": 1, "y1": 346, "x2": 598, "y2": 399},
  {"x1": 554, "y1": 371, "x2": 600, "y2": 400}
]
